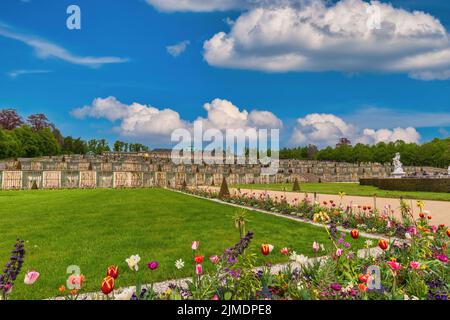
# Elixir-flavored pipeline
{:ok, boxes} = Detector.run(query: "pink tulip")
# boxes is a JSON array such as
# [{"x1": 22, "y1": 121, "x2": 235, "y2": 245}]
[
  {"x1": 312, "y1": 241, "x2": 319, "y2": 253},
  {"x1": 211, "y1": 295, "x2": 219, "y2": 300},
  {"x1": 387, "y1": 261, "x2": 402, "y2": 271},
  {"x1": 191, "y1": 241, "x2": 199, "y2": 250},
  {"x1": 335, "y1": 248, "x2": 343, "y2": 257},
  {"x1": 280, "y1": 247, "x2": 289, "y2": 255},
  {"x1": 24, "y1": 271, "x2": 40, "y2": 285},
  {"x1": 195, "y1": 264, "x2": 203, "y2": 275},
  {"x1": 410, "y1": 261, "x2": 420, "y2": 269},
  {"x1": 210, "y1": 255, "x2": 219, "y2": 264}
]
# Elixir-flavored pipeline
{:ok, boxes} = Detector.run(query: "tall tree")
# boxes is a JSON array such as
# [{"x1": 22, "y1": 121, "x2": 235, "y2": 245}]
[
  {"x1": 0, "y1": 109, "x2": 23, "y2": 130},
  {"x1": 27, "y1": 113, "x2": 54, "y2": 131}
]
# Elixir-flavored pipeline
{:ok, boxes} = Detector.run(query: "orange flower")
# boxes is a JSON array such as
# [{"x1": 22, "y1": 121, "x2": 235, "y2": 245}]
[
  {"x1": 350, "y1": 229, "x2": 359, "y2": 239},
  {"x1": 427, "y1": 215, "x2": 432, "y2": 220},
  {"x1": 358, "y1": 283, "x2": 368, "y2": 292},
  {"x1": 378, "y1": 239, "x2": 388, "y2": 250},
  {"x1": 419, "y1": 213, "x2": 425, "y2": 219},
  {"x1": 70, "y1": 289, "x2": 78, "y2": 296},
  {"x1": 107, "y1": 265, "x2": 119, "y2": 279},
  {"x1": 447, "y1": 229, "x2": 450, "y2": 238},
  {"x1": 101, "y1": 276, "x2": 115, "y2": 295},
  {"x1": 58, "y1": 285, "x2": 66, "y2": 293},
  {"x1": 390, "y1": 257, "x2": 397, "y2": 262}
]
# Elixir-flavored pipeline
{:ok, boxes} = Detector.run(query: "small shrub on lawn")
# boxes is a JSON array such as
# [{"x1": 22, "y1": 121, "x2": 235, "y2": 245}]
[
  {"x1": 219, "y1": 177, "x2": 230, "y2": 199},
  {"x1": 292, "y1": 178, "x2": 301, "y2": 192}
]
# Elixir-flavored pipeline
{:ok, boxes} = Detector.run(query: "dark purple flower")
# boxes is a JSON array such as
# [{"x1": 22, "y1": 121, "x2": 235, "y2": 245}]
[
  {"x1": 222, "y1": 231, "x2": 253, "y2": 266},
  {"x1": 330, "y1": 283, "x2": 342, "y2": 291},
  {"x1": 0, "y1": 239, "x2": 25, "y2": 296},
  {"x1": 147, "y1": 261, "x2": 159, "y2": 270}
]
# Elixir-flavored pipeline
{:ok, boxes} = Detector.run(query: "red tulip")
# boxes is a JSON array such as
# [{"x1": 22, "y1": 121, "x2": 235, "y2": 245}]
[
  {"x1": 261, "y1": 244, "x2": 270, "y2": 256},
  {"x1": 358, "y1": 283, "x2": 368, "y2": 292},
  {"x1": 358, "y1": 274, "x2": 369, "y2": 283},
  {"x1": 419, "y1": 212, "x2": 425, "y2": 219},
  {"x1": 446, "y1": 229, "x2": 450, "y2": 238},
  {"x1": 350, "y1": 229, "x2": 359, "y2": 239},
  {"x1": 194, "y1": 255, "x2": 204, "y2": 264},
  {"x1": 101, "y1": 276, "x2": 115, "y2": 295},
  {"x1": 378, "y1": 239, "x2": 388, "y2": 250},
  {"x1": 107, "y1": 265, "x2": 119, "y2": 279},
  {"x1": 427, "y1": 215, "x2": 432, "y2": 220}
]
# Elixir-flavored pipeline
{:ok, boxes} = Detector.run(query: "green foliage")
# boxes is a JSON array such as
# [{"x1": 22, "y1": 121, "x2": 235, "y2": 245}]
[
  {"x1": 114, "y1": 140, "x2": 149, "y2": 152},
  {"x1": 0, "y1": 109, "x2": 150, "y2": 159},
  {"x1": 0, "y1": 126, "x2": 60, "y2": 158},
  {"x1": 233, "y1": 208, "x2": 248, "y2": 239}
]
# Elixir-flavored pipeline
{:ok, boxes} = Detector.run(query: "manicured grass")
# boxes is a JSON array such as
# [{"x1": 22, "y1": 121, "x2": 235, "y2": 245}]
[
  {"x1": 233, "y1": 183, "x2": 450, "y2": 201},
  {"x1": 0, "y1": 188, "x2": 366, "y2": 300}
]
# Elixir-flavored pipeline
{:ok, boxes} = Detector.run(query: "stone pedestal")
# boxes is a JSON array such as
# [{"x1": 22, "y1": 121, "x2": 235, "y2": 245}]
[{"x1": 391, "y1": 171, "x2": 406, "y2": 179}]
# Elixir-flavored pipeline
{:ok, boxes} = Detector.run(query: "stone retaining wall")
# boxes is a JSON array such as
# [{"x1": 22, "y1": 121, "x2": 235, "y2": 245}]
[{"x1": 0, "y1": 155, "x2": 447, "y2": 190}]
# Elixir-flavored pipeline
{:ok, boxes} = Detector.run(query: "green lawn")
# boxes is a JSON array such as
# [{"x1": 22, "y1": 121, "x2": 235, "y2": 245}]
[
  {"x1": 233, "y1": 182, "x2": 450, "y2": 201},
  {"x1": 0, "y1": 188, "x2": 366, "y2": 300}
]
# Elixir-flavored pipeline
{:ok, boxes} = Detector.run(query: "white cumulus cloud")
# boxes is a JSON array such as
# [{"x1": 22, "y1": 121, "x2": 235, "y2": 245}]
[
  {"x1": 290, "y1": 113, "x2": 421, "y2": 147},
  {"x1": 71, "y1": 97, "x2": 188, "y2": 138},
  {"x1": 196, "y1": 98, "x2": 282, "y2": 130},
  {"x1": 203, "y1": 0, "x2": 450, "y2": 80},
  {"x1": 71, "y1": 97, "x2": 282, "y2": 141}
]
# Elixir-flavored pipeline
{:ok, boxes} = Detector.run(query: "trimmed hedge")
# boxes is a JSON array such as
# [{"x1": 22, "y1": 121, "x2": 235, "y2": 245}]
[
  {"x1": 359, "y1": 178, "x2": 381, "y2": 187},
  {"x1": 360, "y1": 178, "x2": 450, "y2": 192}
]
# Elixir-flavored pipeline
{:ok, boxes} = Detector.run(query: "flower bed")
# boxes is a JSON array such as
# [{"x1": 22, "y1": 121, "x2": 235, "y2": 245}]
[
  {"x1": 53, "y1": 228, "x2": 450, "y2": 300},
  {"x1": 182, "y1": 187, "x2": 446, "y2": 240}
]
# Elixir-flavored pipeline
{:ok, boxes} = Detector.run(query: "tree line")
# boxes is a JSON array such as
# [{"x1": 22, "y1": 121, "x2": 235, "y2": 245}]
[
  {"x1": 280, "y1": 139, "x2": 450, "y2": 168},
  {"x1": 2, "y1": 109, "x2": 449, "y2": 167},
  {"x1": 0, "y1": 109, "x2": 149, "y2": 159}
]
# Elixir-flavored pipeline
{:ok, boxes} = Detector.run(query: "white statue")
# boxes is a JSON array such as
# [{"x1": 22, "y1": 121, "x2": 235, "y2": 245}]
[
  {"x1": 448, "y1": 166, "x2": 450, "y2": 175},
  {"x1": 391, "y1": 152, "x2": 405, "y2": 178}
]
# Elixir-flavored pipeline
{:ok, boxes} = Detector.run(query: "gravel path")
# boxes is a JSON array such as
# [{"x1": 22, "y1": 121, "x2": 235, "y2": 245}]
[{"x1": 204, "y1": 187, "x2": 450, "y2": 226}]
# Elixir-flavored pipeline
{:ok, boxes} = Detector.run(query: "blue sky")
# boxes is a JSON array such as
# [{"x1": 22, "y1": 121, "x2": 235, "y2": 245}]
[{"x1": 1, "y1": 0, "x2": 450, "y2": 148}]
